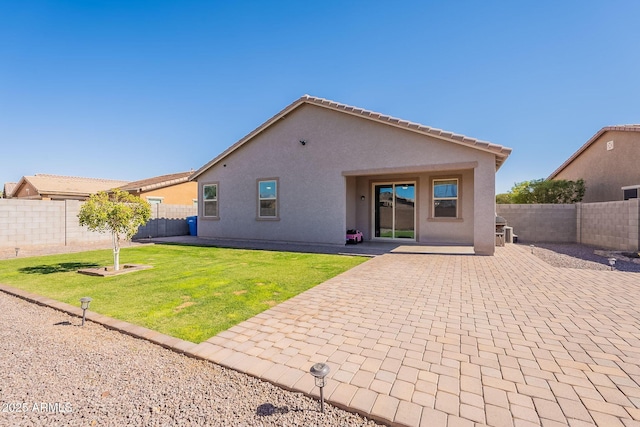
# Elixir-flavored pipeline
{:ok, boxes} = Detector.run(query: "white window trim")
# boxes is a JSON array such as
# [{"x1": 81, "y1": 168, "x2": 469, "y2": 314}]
[{"x1": 146, "y1": 196, "x2": 164, "y2": 204}]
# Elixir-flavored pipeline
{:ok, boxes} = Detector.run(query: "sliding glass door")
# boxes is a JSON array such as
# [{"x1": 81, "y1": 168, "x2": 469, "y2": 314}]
[{"x1": 373, "y1": 182, "x2": 415, "y2": 240}]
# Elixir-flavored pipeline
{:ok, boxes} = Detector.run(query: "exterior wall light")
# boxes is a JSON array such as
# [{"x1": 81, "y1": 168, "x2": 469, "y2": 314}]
[
  {"x1": 309, "y1": 363, "x2": 330, "y2": 413},
  {"x1": 360, "y1": 195, "x2": 365, "y2": 201},
  {"x1": 80, "y1": 297, "x2": 92, "y2": 326},
  {"x1": 608, "y1": 257, "x2": 616, "y2": 271}
]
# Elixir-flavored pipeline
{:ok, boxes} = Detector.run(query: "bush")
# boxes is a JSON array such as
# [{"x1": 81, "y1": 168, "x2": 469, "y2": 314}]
[{"x1": 499, "y1": 178, "x2": 585, "y2": 204}]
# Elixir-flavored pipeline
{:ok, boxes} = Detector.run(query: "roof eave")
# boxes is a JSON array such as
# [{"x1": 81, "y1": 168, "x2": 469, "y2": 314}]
[
  {"x1": 190, "y1": 95, "x2": 513, "y2": 180},
  {"x1": 549, "y1": 125, "x2": 640, "y2": 180}
]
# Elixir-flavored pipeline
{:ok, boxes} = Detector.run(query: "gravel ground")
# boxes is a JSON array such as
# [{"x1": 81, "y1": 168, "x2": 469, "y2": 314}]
[
  {"x1": 528, "y1": 242, "x2": 640, "y2": 272},
  {"x1": 0, "y1": 292, "x2": 382, "y2": 427}
]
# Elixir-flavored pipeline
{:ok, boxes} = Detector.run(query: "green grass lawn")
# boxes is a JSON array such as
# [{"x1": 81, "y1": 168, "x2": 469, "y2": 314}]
[{"x1": 0, "y1": 245, "x2": 367, "y2": 343}]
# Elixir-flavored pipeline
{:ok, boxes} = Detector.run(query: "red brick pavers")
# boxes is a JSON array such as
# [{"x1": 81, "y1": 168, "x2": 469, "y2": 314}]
[{"x1": 191, "y1": 244, "x2": 640, "y2": 426}]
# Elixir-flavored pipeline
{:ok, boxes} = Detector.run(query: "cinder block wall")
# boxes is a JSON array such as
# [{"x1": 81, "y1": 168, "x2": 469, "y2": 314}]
[
  {"x1": 497, "y1": 204, "x2": 577, "y2": 243},
  {"x1": 65, "y1": 200, "x2": 112, "y2": 245},
  {"x1": 578, "y1": 199, "x2": 640, "y2": 251},
  {"x1": 0, "y1": 199, "x2": 67, "y2": 247},
  {"x1": 497, "y1": 200, "x2": 640, "y2": 251},
  {"x1": 0, "y1": 199, "x2": 196, "y2": 248}
]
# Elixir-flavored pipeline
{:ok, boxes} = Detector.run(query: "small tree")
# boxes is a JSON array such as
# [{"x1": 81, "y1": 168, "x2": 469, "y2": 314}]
[
  {"x1": 495, "y1": 193, "x2": 512, "y2": 204},
  {"x1": 78, "y1": 189, "x2": 151, "y2": 270},
  {"x1": 507, "y1": 178, "x2": 585, "y2": 204}
]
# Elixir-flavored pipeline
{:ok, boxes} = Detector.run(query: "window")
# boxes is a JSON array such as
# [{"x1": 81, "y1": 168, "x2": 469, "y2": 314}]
[
  {"x1": 147, "y1": 197, "x2": 163, "y2": 204},
  {"x1": 623, "y1": 186, "x2": 639, "y2": 200},
  {"x1": 433, "y1": 179, "x2": 458, "y2": 218},
  {"x1": 203, "y1": 184, "x2": 218, "y2": 217},
  {"x1": 258, "y1": 179, "x2": 277, "y2": 218}
]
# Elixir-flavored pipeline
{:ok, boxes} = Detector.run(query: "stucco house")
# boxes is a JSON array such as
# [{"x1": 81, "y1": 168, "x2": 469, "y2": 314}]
[
  {"x1": 118, "y1": 171, "x2": 197, "y2": 206},
  {"x1": 2, "y1": 182, "x2": 17, "y2": 198},
  {"x1": 548, "y1": 125, "x2": 640, "y2": 202},
  {"x1": 190, "y1": 95, "x2": 512, "y2": 255},
  {"x1": 11, "y1": 174, "x2": 129, "y2": 201}
]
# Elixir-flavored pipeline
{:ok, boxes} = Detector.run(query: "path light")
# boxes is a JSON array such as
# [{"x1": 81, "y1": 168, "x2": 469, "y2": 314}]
[
  {"x1": 80, "y1": 297, "x2": 92, "y2": 326},
  {"x1": 608, "y1": 257, "x2": 616, "y2": 271},
  {"x1": 15, "y1": 247, "x2": 19, "y2": 257},
  {"x1": 309, "y1": 363, "x2": 330, "y2": 413},
  {"x1": 530, "y1": 244, "x2": 535, "y2": 254}
]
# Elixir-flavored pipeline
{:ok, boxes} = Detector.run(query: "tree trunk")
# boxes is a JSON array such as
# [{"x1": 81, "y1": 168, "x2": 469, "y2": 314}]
[{"x1": 112, "y1": 232, "x2": 121, "y2": 271}]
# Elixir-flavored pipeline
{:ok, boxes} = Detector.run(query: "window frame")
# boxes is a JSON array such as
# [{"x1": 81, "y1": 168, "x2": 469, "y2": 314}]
[
  {"x1": 202, "y1": 182, "x2": 219, "y2": 219},
  {"x1": 431, "y1": 177, "x2": 460, "y2": 219},
  {"x1": 257, "y1": 178, "x2": 279, "y2": 220},
  {"x1": 146, "y1": 196, "x2": 164, "y2": 204}
]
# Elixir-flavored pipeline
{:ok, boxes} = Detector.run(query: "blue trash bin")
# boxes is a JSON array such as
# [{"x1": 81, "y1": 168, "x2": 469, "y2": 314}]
[{"x1": 187, "y1": 216, "x2": 197, "y2": 236}]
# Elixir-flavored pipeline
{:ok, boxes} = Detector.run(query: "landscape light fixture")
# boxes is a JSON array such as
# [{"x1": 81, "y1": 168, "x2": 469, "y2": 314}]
[
  {"x1": 80, "y1": 297, "x2": 92, "y2": 326},
  {"x1": 530, "y1": 244, "x2": 534, "y2": 254},
  {"x1": 15, "y1": 247, "x2": 19, "y2": 257},
  {"x1": 608, "y1": 257, "x2": 616, "y2": 271},
  {"x1": 309, "y1": 363, "x2": 330, "y2": 413}
]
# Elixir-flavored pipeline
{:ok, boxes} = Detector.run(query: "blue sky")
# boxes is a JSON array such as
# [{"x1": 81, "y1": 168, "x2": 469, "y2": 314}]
[{"x1": 2, "y1": 1, "x2": 639, "y2": 193}]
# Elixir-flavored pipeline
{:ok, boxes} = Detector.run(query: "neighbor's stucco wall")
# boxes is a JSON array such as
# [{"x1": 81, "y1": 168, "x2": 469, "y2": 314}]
[
  {"x1": 554, "y1": 130, "x2": 640, "y2": 202},
  {"x1": 139, "y1": 181, "x2": 198, "y2": 205},
  {"x1": 197, "y1": 103, "x2": 498, "y2": 251},
  {"x1": 13, "y1": 182, "x2": 39, "y2": 199}
]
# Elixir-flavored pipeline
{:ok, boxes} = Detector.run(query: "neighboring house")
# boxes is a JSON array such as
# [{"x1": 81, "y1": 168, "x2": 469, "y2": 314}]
[
  {"x1": 548, "y1": 125, "x2": 640, "y2": 203},
  {"x1": 191, "y1": 95, "x2": 512, "y2": 255},
  {"x1": 11, "y1": 174, "x2": 129, "y2": 201},
  {"x1": 3, "y1": 182, "x2": 17, "y2": 198},
  {"x1": 118, "y1": 171, "x2": 197, "y2": 206}
]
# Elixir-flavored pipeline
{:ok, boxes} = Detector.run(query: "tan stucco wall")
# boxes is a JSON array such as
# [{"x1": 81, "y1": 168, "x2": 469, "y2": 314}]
[
  {"x1": 554, "y1": 130, "x2": 640, "y2": 202},
  {"x1": 138, "y1": 181, "x2": 198, "y2": 205},
  {"x1": 13, "y1": 182, "x2": 39, "y2": 199},
  {"x1": 197, "y1": 104, "x2": 498, "y2": 254}
]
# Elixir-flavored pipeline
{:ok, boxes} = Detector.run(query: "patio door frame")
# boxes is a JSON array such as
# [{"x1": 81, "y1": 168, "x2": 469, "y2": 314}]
[{"x1": 371, "y1": 180, "x2": 417, "y2": 241}]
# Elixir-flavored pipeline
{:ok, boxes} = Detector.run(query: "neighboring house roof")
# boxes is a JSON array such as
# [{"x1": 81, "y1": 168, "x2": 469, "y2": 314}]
[
  {"x1": 3, "y1": 182, "x2": 17, "y2": 198},
  {"x1": 118, "y1": 171, "x2": 193, "y2": 193},
  {"x1": 191, "y1": 95, "x2": 512, "y2": 180},
  {"x1": 14, "y1": 174, "x2": 129, "y2": 198},
  {"x1": 548, "y1": 124, "x2": 640, "y2": 180}
]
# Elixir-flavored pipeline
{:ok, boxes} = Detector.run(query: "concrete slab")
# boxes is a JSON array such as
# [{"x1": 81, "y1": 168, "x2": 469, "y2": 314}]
[{"x1": 390, "y1": 245, "x2": 475, "y2": 255}]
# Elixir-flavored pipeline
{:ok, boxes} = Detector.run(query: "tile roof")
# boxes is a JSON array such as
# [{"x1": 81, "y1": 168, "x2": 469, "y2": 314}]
[
  {"x1": 3, "y1": 182, "x2": 17, "y2": 198},
  {"x1": 191, "y1": 95, "x2": 512, "y2": 180},
  {"x1": 19, "y1": 174, "x2": 129, "y2": 197},
  {"x1": 118, "y1": 171, "x2": 193, "y2": 192},
  {"x1": 548, "y1": 124, "x2": 640, "y2": 179}
]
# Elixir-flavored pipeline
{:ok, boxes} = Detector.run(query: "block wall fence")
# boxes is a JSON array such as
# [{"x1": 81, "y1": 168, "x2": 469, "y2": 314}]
[
  {"x1": 497, "y1": 199, "x2": 640, "y2": 251},
  {"x1": 0, "y1": 199, "x2": 196, "y2": 248},
  {"x1": 2, "y1": 198, "x2": 637, "y2": 251}
]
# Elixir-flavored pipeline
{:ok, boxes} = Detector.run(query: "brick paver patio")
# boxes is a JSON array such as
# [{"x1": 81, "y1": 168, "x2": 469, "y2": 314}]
[{"x1": 190, "y1": 244, "x2": 640, "y2": 426}]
